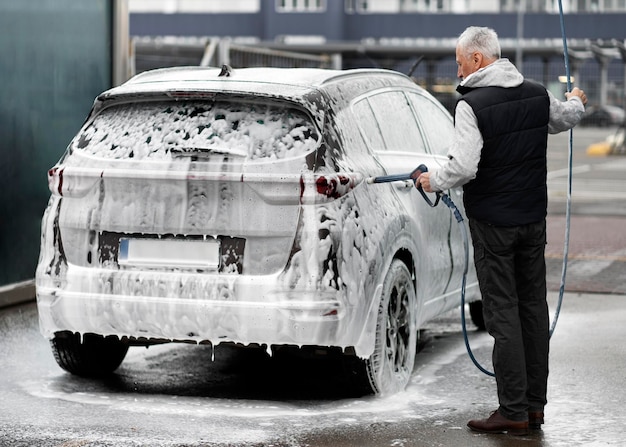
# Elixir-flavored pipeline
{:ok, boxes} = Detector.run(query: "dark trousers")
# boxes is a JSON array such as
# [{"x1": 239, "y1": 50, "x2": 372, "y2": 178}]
[{"x1": 469, "y1": 218, "x2": 550, "y2": 421}]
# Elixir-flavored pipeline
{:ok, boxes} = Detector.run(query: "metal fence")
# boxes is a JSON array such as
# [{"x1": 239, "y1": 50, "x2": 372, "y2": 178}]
[
  {"x1": 131, "y1": 37, "x2": 335, "y2": 76},
  {"x1": 130, "y1": 36, "x2": 626, "y2": 112}
]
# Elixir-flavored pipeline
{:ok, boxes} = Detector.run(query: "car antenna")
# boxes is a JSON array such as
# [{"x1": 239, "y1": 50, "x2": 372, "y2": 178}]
[
  {"x1": 218, "y1": 64, "x2": 233, "y2": 77},
  {"x1": 407, "y1": 56, "x2": 424, "y2": 78}
]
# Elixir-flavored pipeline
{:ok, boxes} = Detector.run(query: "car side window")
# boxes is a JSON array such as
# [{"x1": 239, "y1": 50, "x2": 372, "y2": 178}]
[
  {"x1": 352, "y1": 98, "x2": 386, "y2": 151},
  {"x1": 407, "y1": 92, "x2": 455, "y2": 157},
  {"x1": 366, "y1": 91, "x2": 427, "y2": 153}
]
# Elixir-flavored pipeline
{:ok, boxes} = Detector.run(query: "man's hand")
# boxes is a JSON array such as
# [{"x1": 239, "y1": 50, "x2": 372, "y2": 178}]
[
  {"x1": 566, "y1": 87, "x2": 587, "y2": 106},
  {"x1": 416, "y1": 172, "x2": 434, "y2": 193}
]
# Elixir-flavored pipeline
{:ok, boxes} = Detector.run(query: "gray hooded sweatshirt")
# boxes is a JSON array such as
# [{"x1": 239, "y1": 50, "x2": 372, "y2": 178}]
[{"x1": 429, "y1": 58, "x2": 585, "y2": 192}]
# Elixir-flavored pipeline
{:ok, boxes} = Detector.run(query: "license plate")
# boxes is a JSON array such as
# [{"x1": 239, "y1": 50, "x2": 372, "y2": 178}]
[{"x1": 118, "y1": 237, "x2": 220, "y2": 269}]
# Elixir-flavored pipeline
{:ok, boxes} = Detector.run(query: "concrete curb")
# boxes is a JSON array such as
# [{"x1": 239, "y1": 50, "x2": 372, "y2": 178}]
[{"x1": 0, "y1": 280, "x2": 36, "y2": 308}]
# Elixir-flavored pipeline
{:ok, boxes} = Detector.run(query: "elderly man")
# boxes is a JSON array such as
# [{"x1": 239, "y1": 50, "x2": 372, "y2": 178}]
[{"x1": 417, "y1": 26, "x2": 587, "y2": 435}]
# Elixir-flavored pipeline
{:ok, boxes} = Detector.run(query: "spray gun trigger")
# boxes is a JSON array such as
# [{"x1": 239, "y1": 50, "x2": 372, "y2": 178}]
[{"x1": 409, "y1": 164, "x2": 428, "y2": 185}]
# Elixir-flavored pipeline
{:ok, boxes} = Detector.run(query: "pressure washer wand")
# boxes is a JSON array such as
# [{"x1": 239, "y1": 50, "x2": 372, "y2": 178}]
[
  {"x1": 367, "y1": 164, "x2": 441, "y2": 207},
  {"x1": 366, "y1": 164, "x2": 428, "y2": 186}
]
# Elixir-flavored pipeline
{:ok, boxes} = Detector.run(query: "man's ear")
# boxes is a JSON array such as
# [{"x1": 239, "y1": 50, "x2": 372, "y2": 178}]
[{"x1": 474, "y1": 52, "x2": 486, "y2": 68}]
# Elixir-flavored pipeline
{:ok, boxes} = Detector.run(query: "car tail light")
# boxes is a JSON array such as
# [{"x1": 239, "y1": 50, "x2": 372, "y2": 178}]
[
  {"x1": 300, "y1": 173, "x2": 364, "y2": 205},
  {"x1": 47, "y1": 166, "x2": 102, "y2": 198}
]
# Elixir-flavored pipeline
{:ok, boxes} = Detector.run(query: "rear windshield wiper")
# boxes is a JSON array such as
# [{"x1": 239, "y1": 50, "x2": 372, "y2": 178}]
[{"x1": 171, "y1": 147, "x2": 247, "y2": 159}]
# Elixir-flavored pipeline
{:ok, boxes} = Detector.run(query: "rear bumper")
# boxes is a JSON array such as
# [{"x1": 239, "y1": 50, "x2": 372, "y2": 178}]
[{"x1": 36, "y1": 265, "x2": 372, "y2": 354}]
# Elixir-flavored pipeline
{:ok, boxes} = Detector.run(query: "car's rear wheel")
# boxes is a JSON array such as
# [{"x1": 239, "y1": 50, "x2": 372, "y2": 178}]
[
  {"x1": 50, "y1": 332, "x2": 129, "y2": 377},
  {"x1": 345, "y1": 259, "x2": 417, "y2": 395}
]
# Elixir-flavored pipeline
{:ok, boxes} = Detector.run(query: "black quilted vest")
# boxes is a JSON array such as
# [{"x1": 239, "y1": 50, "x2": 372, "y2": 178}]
[{"x1": 457, "y1": 80, "x2": 550, "y2": 226}]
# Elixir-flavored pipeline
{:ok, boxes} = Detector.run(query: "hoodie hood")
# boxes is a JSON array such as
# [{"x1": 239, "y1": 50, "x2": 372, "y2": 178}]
[{"x1": 459, "y1": 58, "x2": 524, "y2": 90}]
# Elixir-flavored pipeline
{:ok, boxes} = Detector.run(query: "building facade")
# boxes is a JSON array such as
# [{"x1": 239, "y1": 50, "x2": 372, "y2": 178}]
[{"x1": 128, "y1": 0, "x2": 626, "y2": 109}]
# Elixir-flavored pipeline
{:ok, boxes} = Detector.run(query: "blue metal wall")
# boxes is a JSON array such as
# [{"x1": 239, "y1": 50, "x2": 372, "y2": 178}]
[{"x1": 0, "y1": 1, "x2": 113, "y2": 286}]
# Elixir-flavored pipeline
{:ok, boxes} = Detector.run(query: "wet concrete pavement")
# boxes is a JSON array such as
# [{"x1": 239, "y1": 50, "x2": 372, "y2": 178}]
[
  {"x1": 546, "y1": 214, "x2": 626, "y2": 294},
  {"x1": 300, "y1": 291, "x2": 626, "y2": 447},
  {"x1": 2, "y1": 291, "x2": 624, "y2": 447},
  {"x1": 545, "y1": 126, "x2": 626, "y2": 295}
]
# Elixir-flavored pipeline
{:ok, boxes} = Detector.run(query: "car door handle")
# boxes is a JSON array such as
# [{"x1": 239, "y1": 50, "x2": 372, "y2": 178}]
[{"x1": 395, "y1": 180, "x2": 414, "y2": 190}]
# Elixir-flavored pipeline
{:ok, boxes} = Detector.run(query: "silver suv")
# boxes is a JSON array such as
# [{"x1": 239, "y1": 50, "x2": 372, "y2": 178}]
[{"x1": 36, "y1": 66, "x2": 481, "y2": 395}]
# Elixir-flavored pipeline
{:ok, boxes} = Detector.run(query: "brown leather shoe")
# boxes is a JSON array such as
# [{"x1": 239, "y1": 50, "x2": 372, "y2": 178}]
[
  {"x1": 528, "y1": 411, "x2": 544, "y2": 429},
  {"x1": 467, "y1": 410, "x2": 529, "y2": 435}
]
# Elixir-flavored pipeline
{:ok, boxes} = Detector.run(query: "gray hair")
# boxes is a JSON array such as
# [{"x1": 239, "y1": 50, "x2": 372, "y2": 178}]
[{"x1": 457, "y1": 26, "x2": 501, "y2": 60}]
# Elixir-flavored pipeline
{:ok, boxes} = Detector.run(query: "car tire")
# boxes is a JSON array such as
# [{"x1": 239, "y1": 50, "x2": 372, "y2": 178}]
[
  {"x1": 469, "y1": 300, "x2": 486, "y2": 331},
  {"x1": 344, "y1": 259, "x2": 417, "y2": 395},
  {"x1": 50, "y1": 332, "x2": 129, "y2": 377}
]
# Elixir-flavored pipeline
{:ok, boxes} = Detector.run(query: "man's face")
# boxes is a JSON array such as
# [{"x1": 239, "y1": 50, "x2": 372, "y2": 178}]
[{"x1": 456, "y1": 46, "x2": 480, "y2": 80}]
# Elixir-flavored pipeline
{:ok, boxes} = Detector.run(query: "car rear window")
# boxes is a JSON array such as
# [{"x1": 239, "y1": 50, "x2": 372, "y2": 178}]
[{"x1": 71, "y1": 100, "x2": 319, "y2": 161}]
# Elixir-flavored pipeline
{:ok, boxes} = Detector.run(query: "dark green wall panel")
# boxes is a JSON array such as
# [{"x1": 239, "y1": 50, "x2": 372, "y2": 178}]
[{"x1": 0, "y1": 1, "x2": 112, "y2": 285}]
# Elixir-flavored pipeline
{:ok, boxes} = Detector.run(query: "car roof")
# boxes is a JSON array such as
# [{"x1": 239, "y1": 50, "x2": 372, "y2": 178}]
[
  {"x1": 98, "y1": 66, "x2": 415, "y2": 102},
  {"x1": 89, "y1": 66, "x2": 428, "y2": 131}
]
